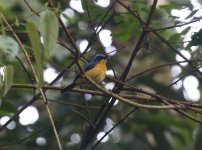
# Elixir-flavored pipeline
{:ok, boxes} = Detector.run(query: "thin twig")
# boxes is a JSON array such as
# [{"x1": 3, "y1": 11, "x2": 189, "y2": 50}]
[
  {"x1": 82, "y1": 0, "x2": 118, "y2": 55},
  {"x1": 0, "y1": 127, "x2": 47, "y2": 148},
  {"x1": 156, "y1": 65, "x2": 202, "y2": 95},
  {"x1": 148, "y1": 19, "x2": 201, "y2": 32},
  {"x1": 24, "y1": 0, "x2": 40, "y2": 16},
  {"x1": 15, "y1": 56, "x2": 35, "y2": 89},
  {"x1": 91, "y1": 108, "x2": 135, "y2": 150},
  {"x1": 127, "y1": 59, "x2": 202, "y2": 81},
  {"x1": 81, "y1": 87, "x2": 93, "y2": 126}
]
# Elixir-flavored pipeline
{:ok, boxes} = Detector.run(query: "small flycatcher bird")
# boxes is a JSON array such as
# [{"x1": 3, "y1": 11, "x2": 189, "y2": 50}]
[{"x1": 61, "y1": 54, "x2": 107, "y2": 93}]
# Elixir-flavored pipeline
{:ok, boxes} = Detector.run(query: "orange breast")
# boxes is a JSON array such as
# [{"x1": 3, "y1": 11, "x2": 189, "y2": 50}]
[{"x1": 84, "y1": 59, "x2": 107, "y2": 83}]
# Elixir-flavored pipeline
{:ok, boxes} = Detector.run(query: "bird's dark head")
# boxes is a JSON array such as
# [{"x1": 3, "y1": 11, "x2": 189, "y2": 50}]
[{"x1": 94, "y1": 54, "x2": 107, "y2": 61}]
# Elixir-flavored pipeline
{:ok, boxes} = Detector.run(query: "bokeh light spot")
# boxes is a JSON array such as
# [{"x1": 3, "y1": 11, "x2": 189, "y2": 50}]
[
  {"x1": 172, "y1": 78, "x2": 182, "y2": 90},
  {"x1": 94, "y1": 0, "x2": 110, "y2": 8},
  {"x1": 70, "y1": 133, "x2": 81, "y2": 144},
  {"x1": 19, "y1": 106, "x2": 39, "y2": 126},
  {"x1": 99, "y1": 29, "x2": 112, "y2": 47},
  {"x1": 171, "y1": 65, "x2": 182, "y2": 77},
  {"x1": 36, "y1": 137, "x2": 46, "y2": 146},
  {"x1": 69, "y1": 0, "x2": 84, "y2": 13},
  {"x1": 183, "y1": 75, "x2": 199, "y2": 89},
  {"x1": 0, "y1": 116, "x2": 16, "y2": 130},
  {"x1": 105, "y1": 82, "x2": 115, "y2": 90},
  {"x1": 175, "y1": 50, "x2": 191, "y2": 66},
  {"x1": 106, "y1": 69, "x2": 115, "y2": 77},
  {"x1": 183, "y1": 75, "x2": 200, "y2": 101},
  {"x1": 60, "y1": 8, "x2": 75, "y2": 26},
  {"x1": 44, "y1": 66, "x2": 60, "y2": 84},
  {"x1": 96, "y1": 131, "x2": 109, "y2": 143}
]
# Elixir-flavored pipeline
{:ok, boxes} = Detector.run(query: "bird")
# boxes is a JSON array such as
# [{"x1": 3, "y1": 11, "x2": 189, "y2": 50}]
[{"x1": 61, "y1": 54, "x2": 107, "y2": 93}]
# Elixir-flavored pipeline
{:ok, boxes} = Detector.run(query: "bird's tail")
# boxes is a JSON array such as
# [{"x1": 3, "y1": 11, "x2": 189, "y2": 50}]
[{"x1": 61, "y1": 82, "x2": 77, "y2": 93}]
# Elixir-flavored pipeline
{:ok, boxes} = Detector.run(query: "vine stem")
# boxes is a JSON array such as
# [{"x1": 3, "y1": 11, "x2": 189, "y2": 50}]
[{"x1": 0, "y1": 13, "x2": 63, "y2": 150}]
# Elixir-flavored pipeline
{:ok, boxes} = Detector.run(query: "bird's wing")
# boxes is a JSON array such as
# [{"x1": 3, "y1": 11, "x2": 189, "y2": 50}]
[
  {"x1": 83, "y1": 61, "x2": 97, "y2": 72},
  {"x1": 73, "y1": 61, "x2": 97, "y2": 82}
]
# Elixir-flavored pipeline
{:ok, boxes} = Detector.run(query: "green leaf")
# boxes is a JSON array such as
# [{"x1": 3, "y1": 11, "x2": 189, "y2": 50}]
[
  {"x1": 81, "y1": 0, "x2": 107, "y2": 21},
  {"x1": 0, "y1": 66, "x2": 4, "y2": 106},
  {"x1": 0, "y1": 75, "x2": 3, "y2": 93},
  {"x1": 0, "y1": 100, "x2": 17, "y2": 115},
  {"x1": 181, "y1": 26, "x2": 191, "y2": 35},
  {"x1": 0, "y1": 35, "x2": 19, "y2": 57},
  {"x1": 40, "y1": 9, "x2": 59, "y2": 59},
  {"x1": 15, "y1": 16, "x2": 20, "y2": 27},
  {"x1": 26, "y1": 23, "x2": 43, "y2": 84},
  {"x1": 0, "y1": 66, "x2": 4, "y2": 87},
  {"x1": 119, "y1": 33, "x2": 130, "y2": 42},
  {"x1": 168, "y1": 33, "x2": 181, "y2": 44},
  {"x1": 114, "y1": 15, "x2": 124, "y2": 24},
  {"x1": 159, "y1": 2, "x2": 181, "y2": 14},
  {"x1": 185, "y1": 9, "x2": 198, "y2": 20},
  {"x1": 191, "y1": 28, "x2": 202, "y2": 46},
  {"x1": 3, "y1": 65, "x2": 13, "y2": 97},
  {"x1": 61, "y1": 13, "x2": 75, "y2": 24}
]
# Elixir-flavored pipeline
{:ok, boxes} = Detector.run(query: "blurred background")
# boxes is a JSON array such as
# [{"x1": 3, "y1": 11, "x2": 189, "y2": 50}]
[{"x1": 0, "y1": 0, "x2": 202, "y2": 150}]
